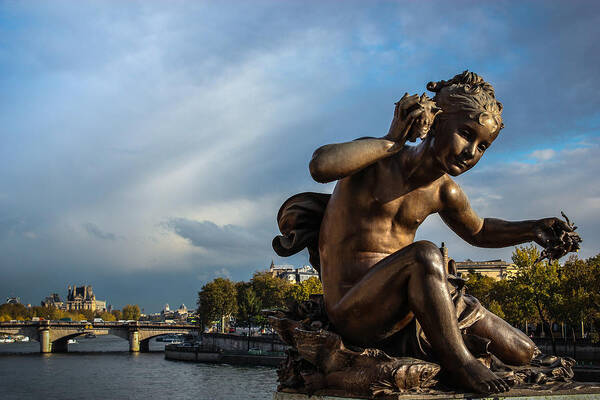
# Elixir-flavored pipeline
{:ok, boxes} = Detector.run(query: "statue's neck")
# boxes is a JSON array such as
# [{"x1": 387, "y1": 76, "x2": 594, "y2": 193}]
[{"x1": 403, "y1": 136, "x2": 444, "y2": 185}]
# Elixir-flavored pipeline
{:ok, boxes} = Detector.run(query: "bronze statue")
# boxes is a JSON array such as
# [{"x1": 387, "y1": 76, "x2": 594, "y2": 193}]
[{"x1": 272, "y1": 71, "x2": 582, "y2": 396}]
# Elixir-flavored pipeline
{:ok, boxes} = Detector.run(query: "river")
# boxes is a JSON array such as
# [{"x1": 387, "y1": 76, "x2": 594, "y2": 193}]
[{"x1": 0, "y1": 336, "x2": 278, "y2": 400}]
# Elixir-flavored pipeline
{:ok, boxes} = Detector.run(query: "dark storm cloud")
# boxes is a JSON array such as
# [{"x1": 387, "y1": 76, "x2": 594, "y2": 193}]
[{"x1": 0, "y1": 1, "x2": 598, "y2": 312}]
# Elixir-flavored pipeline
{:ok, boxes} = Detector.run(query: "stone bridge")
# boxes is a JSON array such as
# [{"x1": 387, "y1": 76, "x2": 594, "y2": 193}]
[{"x1": 0, "y1": 320, "x2": 197, "y2": 353}]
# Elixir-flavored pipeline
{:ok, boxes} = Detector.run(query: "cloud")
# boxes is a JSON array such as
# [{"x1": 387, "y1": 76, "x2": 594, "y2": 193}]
[
  {"x1": 83, "y1": 222, "x2": 117, "y2": 241},
  {"x1": 167, "y1": 219, "x2": 266, "y2": 254},
  {"x1": 529, "y1": 149, "x2": 556, "y2": 162},
  {"x1": 0, "y1": 1, "x2": 598, "y2": 312}
]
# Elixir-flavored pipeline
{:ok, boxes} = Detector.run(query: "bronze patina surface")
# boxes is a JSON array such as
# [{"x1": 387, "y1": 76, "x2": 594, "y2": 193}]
[{"x1": 272, "y1": 71, "x2": 583, "y2": 397}]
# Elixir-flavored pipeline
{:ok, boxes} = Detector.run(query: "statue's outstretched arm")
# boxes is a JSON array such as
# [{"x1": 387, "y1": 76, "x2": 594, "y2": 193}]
[
  {"x1": 439, "y1": 179, "x2": 573, "y2": 248},
  {"x1": 310, "y1": 93, "x2": 439, "y2": 183}
]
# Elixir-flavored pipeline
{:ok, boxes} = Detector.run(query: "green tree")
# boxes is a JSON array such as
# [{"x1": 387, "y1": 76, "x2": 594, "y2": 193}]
[
  {"x1": 559, "y1": 254, "x2": 600, "y2": 341},
  {"x1": 491, "y1": 278, "x2": 537, "y2": 328},
  {"x1": 250, "y1": 271, "x2": 293, "y2": 309},
  {"x1": 287, "y1": 277, "x2": 323, "y2": 303},
  {"x1": 235, "y1": 282, "x2": 262, "y2": 348},
  {"x1": 122, "y1": 304, "x2": 141, "y2": 320},
  {"x1": 511, "y1": 245, "x2": 562, "y2": 354},
  {"x1": 464, "y1": 272, "x2": 497, "y2": 309},
  {"x1": 197, "y1": 278, "x2": 238, "y2": 333}
]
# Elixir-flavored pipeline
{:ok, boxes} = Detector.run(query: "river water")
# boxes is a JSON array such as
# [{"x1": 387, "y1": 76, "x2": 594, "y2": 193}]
[{"x1": 0, "y1": 336, "x2": 278, "y2": 400}]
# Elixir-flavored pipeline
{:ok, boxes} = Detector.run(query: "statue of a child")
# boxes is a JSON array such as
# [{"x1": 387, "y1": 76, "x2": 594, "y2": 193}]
[{"x1": 274, "y1": 71, "x2": 576, "y2": 394}]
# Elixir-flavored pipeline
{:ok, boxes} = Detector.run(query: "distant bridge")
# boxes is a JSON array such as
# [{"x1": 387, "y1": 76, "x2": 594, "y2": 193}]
[{"x1": 0, "y1": 320, "x2": 197, "y2": 353}]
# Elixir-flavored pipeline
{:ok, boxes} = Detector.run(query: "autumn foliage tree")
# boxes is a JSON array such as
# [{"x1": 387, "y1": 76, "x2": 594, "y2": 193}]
[{"x1": 464, "y1": 245, "x2": 600, "y2": 353}]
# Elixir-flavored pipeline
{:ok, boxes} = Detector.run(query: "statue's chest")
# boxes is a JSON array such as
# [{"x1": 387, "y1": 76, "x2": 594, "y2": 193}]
[{"x1": 374, "y1": 188, "x2": 439, "y2": 230}]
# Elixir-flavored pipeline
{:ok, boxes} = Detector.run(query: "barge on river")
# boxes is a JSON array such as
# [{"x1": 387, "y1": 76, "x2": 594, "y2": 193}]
[{"x1": 165, "y1": 343, "x2": 284, "y2": 367}]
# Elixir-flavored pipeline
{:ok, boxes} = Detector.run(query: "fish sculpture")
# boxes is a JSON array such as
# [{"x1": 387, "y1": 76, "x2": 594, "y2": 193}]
[{"x1": 268, "y1": 312, "x2": 440, "y2": 397}]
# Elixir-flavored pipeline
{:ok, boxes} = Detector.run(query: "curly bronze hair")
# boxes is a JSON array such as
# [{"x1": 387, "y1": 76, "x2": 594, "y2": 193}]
[{"x1": 427, "y1": 70, "x2": 504, "y2": 133}]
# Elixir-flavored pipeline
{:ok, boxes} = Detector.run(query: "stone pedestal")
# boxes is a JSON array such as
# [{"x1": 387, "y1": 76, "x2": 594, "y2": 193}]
[{"x1": 273, "y1": 387, "x2": 600, "y2": 400}]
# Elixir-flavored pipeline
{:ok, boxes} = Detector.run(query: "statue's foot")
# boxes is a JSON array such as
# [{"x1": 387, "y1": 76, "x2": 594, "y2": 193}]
[{"x1": 449, "y1": 358, "x2": 510, "y2": 394}]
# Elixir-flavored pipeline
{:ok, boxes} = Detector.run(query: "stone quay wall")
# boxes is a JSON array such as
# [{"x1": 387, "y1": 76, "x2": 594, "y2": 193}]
[{"x1": 200, "y1": 332, "x2": 288, "y2": 353}]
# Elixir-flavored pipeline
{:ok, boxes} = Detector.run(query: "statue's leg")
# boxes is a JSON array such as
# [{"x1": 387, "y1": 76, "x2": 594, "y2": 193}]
[
  {"x1": 467, "y1": 309, "x2": 536, "y2": 366},
  {"x1": 328, "y1": 240, "x2": 509, "y2": 394}
]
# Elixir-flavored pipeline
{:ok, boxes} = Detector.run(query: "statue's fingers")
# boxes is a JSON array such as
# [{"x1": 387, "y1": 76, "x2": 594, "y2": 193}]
[
  {"x1": 393, "y1": 102, "x2": 401, "y2": 120},
  {"x1": 400, "y1": 94, "x2": 420, "y2": 108},
  {"x1": 406, "y1": 108, "x2": 424, "y2": 121},
  {"x1": 555, "y1": 219, "x2": 573, "y2": 232},
  {"x1": 402, "y1": 118, "x2": 416, "y2": 141}
]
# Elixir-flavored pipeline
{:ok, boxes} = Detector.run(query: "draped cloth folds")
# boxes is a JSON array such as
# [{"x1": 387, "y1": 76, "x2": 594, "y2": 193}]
[{"x1": 272, "y1": 192, "x2": 331, "y2": 274}]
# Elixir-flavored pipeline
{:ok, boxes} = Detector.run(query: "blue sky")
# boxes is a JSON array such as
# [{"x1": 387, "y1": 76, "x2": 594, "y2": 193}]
[{"x1": 1, "y1": 1, "x2": 599, "y2": 312}]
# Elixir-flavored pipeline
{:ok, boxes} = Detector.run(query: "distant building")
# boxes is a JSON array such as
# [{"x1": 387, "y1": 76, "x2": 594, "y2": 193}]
[
  {"x1": 6, "y1": 296, "x2": 20, "y2": 305},
  {"x1": 269, "y1": 261, "x2": 319, "y2": 284},
  {"x1": 439, "y1": 243, "x2": 515, "y2": 280},
  {"x1": 154, "y1": 303, "x2": 189, "y2": 321},
  {"x1": 175, "y1": 304, "x2": 188, "y2": 320},
  {"x1": 65, "y1": 285, "x2": 107, "y2": 312},
  {"x1": 41, "y1": 293, "x2": 63, "y2": 309},
  {"x1": 42, "y1": 285, "x2": 106, "y2": 312},
  {"x1": 455, "y1": 259, "x2": 516, "y2": 280}
]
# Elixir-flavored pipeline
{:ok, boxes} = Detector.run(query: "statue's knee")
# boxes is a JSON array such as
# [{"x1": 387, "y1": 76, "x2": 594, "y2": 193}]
[
  {"x1": 516, "y1": 340, "x2": 536, "y2": 365},
  {"x1": 413, "y1": 241, "x2": 444, "y2": 278},
  {"x1": 505, "y1": 337, "x2": 536, "y2": 366}
]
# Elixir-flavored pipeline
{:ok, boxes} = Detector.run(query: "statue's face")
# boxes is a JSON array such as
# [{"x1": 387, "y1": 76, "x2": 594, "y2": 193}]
[{"x1": 432, "y1": 112, "x2": 499, "y2": 176}]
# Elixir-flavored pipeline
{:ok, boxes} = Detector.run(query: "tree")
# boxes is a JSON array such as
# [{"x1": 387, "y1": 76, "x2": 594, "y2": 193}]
[
  {"x1": 511, "y1": 245, "x2": 562, "y2": 354},
  {"x1": 559, "y1": 254, "x2": 600, "y2": 341},
  {"x1": 464, "y1": 272, "x2": 497, "y2": 310},
  {"x1": 197, "y1": 278, "x2": 238, "y2": 333},
  {"x1": 122, "y1": 304, "x2": 141, "y2": 321},
  {"x1": 250, "y1": 271, "x2": 293, "y2": 309},
  {"x1": 490, "y1": 278, "x2": 537, "y2": 328},
  {"x1": 287, "y1": 277, "x2": 323, "y2": 303},
  {"x1": 111, "y1": 309, "x2": 123, "y2": 321},
  {"x1": 235, "y1": 282, "x2": 262, "y2": 348},
  {"x1": 100, "y1": 311, "x2": 116, "y2": 321}
]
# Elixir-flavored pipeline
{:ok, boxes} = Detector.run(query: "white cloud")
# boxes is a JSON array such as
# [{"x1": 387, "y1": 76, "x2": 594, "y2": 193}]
[{"x1": 529, "y1": 149, "x2": 556, "y2": 161}]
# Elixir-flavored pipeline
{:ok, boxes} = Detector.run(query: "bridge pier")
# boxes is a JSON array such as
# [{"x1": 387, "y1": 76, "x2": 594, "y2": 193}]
[
  {"x1": 129, "y1": 330, "x2": 140, "y2": 352},
  {"x1": 40, "y1": 328, "x2": 51, "y2": 353}
]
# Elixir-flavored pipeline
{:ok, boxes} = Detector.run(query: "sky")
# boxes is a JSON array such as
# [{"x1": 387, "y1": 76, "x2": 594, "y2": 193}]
[{"x1": 1, "y1": 1, "x2": 599, "y2": 313}]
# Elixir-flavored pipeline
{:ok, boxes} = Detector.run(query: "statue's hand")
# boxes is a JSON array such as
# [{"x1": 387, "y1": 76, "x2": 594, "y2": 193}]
[
  {"x1": 533, "y1": 215, "x2": 582, "y2": 262},
  {"x1": 385, "y1": 93, "x2": 441, "y2": 144}
]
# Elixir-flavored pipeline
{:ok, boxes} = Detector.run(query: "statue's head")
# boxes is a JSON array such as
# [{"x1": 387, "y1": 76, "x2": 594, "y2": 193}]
[{"x1": 427, "y1": 71, "x2": 503, "y2": 176}]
